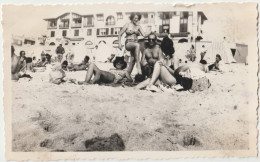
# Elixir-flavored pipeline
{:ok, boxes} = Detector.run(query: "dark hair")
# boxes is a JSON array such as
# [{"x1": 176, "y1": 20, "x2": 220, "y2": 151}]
[
  {"x1": 26, "y1": 57, "x2": 32, "y2": 63},
  {"x1": 84, "y1": 56, "x2": 90, "y2": 63},
  {"x1": 200, "y1": 59, "x2": 207, "y2": 65},
  {"x1": 129, "y1": 12, "x2": 142, "y2": 21},
  {"x1": 135, "y1": 74, "x2": 145, "y2": 83},
  {"x1": 216, "y1": 54, "x2": 222, "y2": 60},
  {"x1": 19, "y1": 51, "x2": 25, "y2": 57},
  {"x1": 113, "y1": 56, "x2": 127, "y2": 70},
  {"x1": 161, "y1": 36, "x2": 175, "y2": 58},
  {"x1": 33, "y1": 56, "x2": 36, "y2": 60},
  {"x1": 62, "y1": 60, "x2": 68, "y2": 66}
]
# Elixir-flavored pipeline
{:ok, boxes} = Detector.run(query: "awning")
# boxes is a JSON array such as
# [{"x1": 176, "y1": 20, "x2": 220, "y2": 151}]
[{"x1": 64, "y1": 37, "x2": 84, "y2": 41}]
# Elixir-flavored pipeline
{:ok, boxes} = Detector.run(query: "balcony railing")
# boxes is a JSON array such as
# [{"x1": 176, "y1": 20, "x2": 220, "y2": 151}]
[
  {"x1": 71, "y1": 24, "x2": 82, "y2": 28},
  {"x1": 47, "y1": 26, "x2": 57, "y2": 29},
  {"x1": 59, "y1": 25, "x2": 69, "y2": 29},
  {"x1": 84, "y1": 24, "x2": 94, "y2": 27}
]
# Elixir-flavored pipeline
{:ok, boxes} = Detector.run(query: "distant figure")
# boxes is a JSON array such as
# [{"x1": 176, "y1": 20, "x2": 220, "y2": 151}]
[
  {"x1": 208, "y1": 54, "x2": 223, "y2": 71},
  {"x1": 78, "y1": 56, "x2": 131, "y2": 85},
  {"x1": 11, "y1": 46, "x2": 31, "y2": 80},
  {"x1": 68, "y1": 56, "x2": 90, "y2": 71},
  {"x1": 200, "y1": 45, "x2": 207, "y2": 61},
  {"x1": 66, "y1": 49, "x2": 75, "y2": 66},
  {"x1": 55, "y1": 44, "x2": 65, "y2": 63},
  {"x1": 41, "y1": 51, "x2": 46, "y2": 62},
  {"x1": 187, "y1": 45, "x2": 196, "y2": 62}
]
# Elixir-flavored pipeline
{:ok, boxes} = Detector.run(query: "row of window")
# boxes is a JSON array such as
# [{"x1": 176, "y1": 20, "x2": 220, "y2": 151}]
[{"x1": 50, "y1": 27, "x2": 123, "y2": 37}]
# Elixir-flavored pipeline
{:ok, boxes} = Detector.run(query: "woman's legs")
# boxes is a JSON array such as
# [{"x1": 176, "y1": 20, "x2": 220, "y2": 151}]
[
  {"x1": 84, "y1": 63, "x2": 101, "y2": 83},
  {"x1": 83, "y1": 63, "x2": 115, "y2": 84},
  {"x1": 147, "y1": 61, "x2": 177, "y2": 87},
  {"x1": 159, "y1": 66, "x2": 177, "y2": 86},
  {"x1": 147, "y1": 61, "x2": 161, "y2": 86},
  {"x1": 125, "y1": 42, "x2": 142, "y2": 75}
]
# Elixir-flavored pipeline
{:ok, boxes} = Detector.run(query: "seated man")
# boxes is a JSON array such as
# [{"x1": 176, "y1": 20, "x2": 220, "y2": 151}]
[
  {"x1": 208, "y1": 54, "x2": 223, "y2": 71},
  {"x1": 11, "y1": 46, "x2": 31, "y2": 80},
  {"x1": 139, "y1": 33, "x2": 164, "y2": 79}
]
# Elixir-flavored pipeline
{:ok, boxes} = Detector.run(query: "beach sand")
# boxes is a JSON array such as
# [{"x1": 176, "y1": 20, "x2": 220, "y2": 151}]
[{"x1": 11, "y1": 63, "x2": 250, "y2": 151}]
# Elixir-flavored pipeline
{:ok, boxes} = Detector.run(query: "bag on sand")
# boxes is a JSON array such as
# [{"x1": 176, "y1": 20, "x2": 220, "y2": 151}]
[
  {"x1": 179, "y1": 68, "x2": 211, "y2": 92},
  {"x1": 181, "y1": 76, "x2": 211, "y2": 91}
]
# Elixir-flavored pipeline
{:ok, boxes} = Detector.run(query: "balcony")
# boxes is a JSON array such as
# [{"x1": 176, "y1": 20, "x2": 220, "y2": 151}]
[
  {"x1": 71, "y1": 24, "x2": 82, "y2": 28},
  {"x1": 170, "y1": 32, "x2": 189, "y2": 37},
  {"x1": 83, "y1": 23, "x2": 94, "y2": 27},
  {"x1": 47, "y1": 26, "x2": 57, "y2": 29},
  {"x1": 59, "y1": 24, "x2": 69, "y2": 29}
]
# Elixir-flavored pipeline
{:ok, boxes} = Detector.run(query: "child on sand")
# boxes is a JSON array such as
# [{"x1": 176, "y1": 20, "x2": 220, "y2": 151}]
[
  {"x1": 78, "y1": 56, "x2": 131, "y2": 85},
  {"x1": 49, "y1": 63, "x2": 76, "y2": 85}
]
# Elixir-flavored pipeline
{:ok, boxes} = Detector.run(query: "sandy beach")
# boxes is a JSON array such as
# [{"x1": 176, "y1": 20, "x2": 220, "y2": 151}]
[{"x1": 12, "y1": 63, "x2": 250, "y2": 151}]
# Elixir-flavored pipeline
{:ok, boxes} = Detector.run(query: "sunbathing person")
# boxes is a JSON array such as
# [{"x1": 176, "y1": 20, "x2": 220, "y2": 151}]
[
  {"x1": 78, "y1": 56, "x2": 131, "y2": 85},
  {"x1": 136, "y1": 36, "x2": 178, "y2": 90},
  {"x1": 136, "y1": 37, "x2": 209, "y2": 92},
  {"x1": 68, "y1": 56, "x2": 90, "y2": 71}
]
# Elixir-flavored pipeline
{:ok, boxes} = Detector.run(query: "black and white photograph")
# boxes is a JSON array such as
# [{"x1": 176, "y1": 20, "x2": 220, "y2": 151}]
[{"x1": 2, "y1": 2, "x2": 258, "y2": 160}]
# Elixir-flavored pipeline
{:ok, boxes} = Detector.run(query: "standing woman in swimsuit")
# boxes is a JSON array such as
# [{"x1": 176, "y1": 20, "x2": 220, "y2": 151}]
[{"x1": 118, "y1": 12, "x2": 151, "y2": 79}]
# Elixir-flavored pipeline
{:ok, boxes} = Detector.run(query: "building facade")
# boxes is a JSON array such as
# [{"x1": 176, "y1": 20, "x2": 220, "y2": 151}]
[{"x1": 44, "y1": 11, "x2": 207, "y2": 48}]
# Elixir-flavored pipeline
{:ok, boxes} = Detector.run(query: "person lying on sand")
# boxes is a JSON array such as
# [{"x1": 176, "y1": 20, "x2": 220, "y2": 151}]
[
  {"x1": 68, "y1": 56, "x2": 90, "y2": 71},
  {"x1": 78, "y1": 56, "x2": 132, "y2": 85},
  {"x1": 135, "y1": 37, "x2": 210, "y2": 93}
]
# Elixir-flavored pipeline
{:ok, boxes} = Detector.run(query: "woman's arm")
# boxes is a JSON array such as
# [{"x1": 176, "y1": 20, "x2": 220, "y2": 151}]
[{"x1": 118, "y1": 24, "x2": 128, "y2": 50}]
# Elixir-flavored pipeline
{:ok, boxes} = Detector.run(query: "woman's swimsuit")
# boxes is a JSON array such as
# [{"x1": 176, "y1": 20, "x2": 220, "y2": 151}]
[{"x1": 109, "y1": 69, "x2": 127, "y2": 83}]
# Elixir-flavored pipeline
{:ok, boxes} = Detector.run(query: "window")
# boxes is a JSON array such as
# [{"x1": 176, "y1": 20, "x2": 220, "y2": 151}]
[
  {"x1": 49, "y1": 21, "x2": 57, "y2": 27},
  {"x1": 114, "y1": 27, "x2": 122, "y2": 35},
  {"x1": 62, "y1": 30, "x2": 67, "y2": 37},
  {"x1": 151, "y1": 15, "x2": 153, "y2": 18},
  {"x1": 142, "y1": 13, "x2": 148, "y2": 24},
  {"x1": 106, "y1": 16, "x2": 115, "y2": 25},
  {"x1": 74, "y1": 30, "x2": 79, "y2": 36},
  {"x1": 180, "y1": 12, "x2": 188, "y2": 32},
  {"x1": 85, "y1": 16, "x2": 94, "y2": 26},
  {"x1": 110, "y1": 28, "x2": 114, "y2": 35},
  {"x1": 97, "y1": 14, "x2": 104, "y2": 21},
  {"x1": 87, "y1": 29, "x2": 92, "y2": 36},
  {"x1": 117, "y1": 12, "x2": 123, "y2": 20},
  {"x1": 50, "y1": 31, "x2": 55, "y2": 37},
  {"x1": 97, "y1": 28, "x2": 109, "y2": 36}
]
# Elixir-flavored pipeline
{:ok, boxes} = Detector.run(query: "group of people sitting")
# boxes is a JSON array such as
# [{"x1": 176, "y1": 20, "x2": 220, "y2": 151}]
[{"x1": 74, "y1": 33, "x2": 215, "y2": 93}]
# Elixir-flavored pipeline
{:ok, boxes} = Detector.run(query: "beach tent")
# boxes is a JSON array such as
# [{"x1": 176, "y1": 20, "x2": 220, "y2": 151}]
[{"x1": 232, "y1": 43, "x2": 248, "y2": 63}]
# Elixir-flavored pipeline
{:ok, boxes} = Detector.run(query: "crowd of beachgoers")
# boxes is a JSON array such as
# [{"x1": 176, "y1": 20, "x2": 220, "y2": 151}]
[{"x1": 11, "y1": 13, "x2": 227, "y2": 93}]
